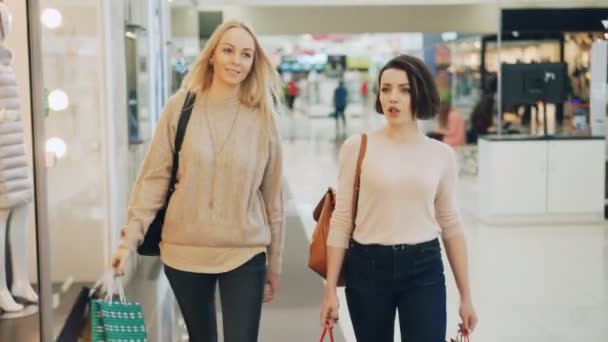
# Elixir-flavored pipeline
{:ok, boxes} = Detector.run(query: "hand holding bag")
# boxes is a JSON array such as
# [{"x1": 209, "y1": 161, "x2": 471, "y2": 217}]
[
  {"x1": 90, "y1": 273, "x2": 148, "y2": 342},
  {"x1": 319, "y1": 324, "x2": 335, "y2": 342},
  {"x1": 137, "y1": 92, "x2": 196, "y2": 256},
  {"x1": 308, "y1": 134, "x2": 367, "y2": 286},
  {"x1": 449, "y1": 324, "x2": 470, "y2": 342}
]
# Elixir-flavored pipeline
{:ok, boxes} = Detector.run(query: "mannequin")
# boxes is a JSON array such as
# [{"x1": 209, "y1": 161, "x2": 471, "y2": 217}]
[{"x1": 0, "y1": 3, "x2": 38, "y2": 314}]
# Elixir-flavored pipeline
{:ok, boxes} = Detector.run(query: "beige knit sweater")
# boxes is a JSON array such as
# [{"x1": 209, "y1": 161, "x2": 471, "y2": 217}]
[{"x1": 119, "y1": 89, "x2": 285, "y2": 274}]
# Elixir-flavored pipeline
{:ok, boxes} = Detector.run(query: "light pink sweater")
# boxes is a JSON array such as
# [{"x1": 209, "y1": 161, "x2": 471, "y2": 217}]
[{"x1": 443, "y1": 110, "x2": 466, "y2": 147}]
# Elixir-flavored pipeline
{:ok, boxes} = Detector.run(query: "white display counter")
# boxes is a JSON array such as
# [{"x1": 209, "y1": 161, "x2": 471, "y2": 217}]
[{"x1": 477, "y1": 135, "x2": 606, "y2": 224}]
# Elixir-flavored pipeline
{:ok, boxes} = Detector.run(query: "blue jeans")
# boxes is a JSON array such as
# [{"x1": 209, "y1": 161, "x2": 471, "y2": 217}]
[
  {"x1": 164, "y1": 252, "x2": 267, "y2": 342},
  {"x1": 345, "y1": 239, "x2": 446, "y2": 342}
]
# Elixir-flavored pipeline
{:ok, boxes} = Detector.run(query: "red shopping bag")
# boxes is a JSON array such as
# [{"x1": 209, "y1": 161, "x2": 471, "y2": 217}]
[{"x1": 320, "y1": 324, "x2": 335, "y2": 342}]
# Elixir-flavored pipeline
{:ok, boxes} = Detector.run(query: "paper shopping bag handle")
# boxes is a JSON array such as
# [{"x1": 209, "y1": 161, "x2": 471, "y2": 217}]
[
  {"x1": 458, "y1": 323, "x2": 470, "y2": 342},
  {"x1": 320, "y1": 324, "x2": 335, "y2": 342}
]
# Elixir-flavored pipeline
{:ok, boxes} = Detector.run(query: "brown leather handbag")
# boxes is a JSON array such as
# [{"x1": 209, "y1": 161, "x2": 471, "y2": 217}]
[{"x1": 308, "y1": 134, "x2": 367, "y2": 286}]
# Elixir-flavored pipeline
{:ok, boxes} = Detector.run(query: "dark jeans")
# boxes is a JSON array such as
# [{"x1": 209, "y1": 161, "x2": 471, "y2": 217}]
[
  {"x1": 335, "y1": 107, "x2": 346, "y2": 126},
  {"x1": 345, "y1": 239, "x2": 446, "y2": 342},
  {"x1": 286, "y1": 95, "x2": 296, "y2": 110},
  {"x1": 164, "y1": 252, "x2": 267, "y2": 342}
]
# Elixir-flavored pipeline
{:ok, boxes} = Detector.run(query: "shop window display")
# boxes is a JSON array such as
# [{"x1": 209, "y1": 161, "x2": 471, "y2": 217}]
[
  {"x1": 440, "y1": 28, "x2": 607, "y2": 142},
  {"x1": 475, "y1": 6, "x2": 607, "y2": 226},
  {"x1": 563, "y1": 32, "x2": 606, "y2": 135},
  {"x1": 2, "y1": 0, "x2": 165, "y2": 340},
  {"x1": 0, "y1": 2, "x2": 39, "y2": 318},
  {"x1": 483, "y1": 35, "x2": 563, "y2": 135}
]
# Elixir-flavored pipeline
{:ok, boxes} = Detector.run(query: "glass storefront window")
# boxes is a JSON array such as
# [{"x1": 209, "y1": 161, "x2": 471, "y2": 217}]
[
  {"x1": 0, "y1": 0, "x2": 170, "y2": 340},
  {"x1": 495, "y1": 5, "x2": 608, "y2": 137},
  {"x1": 0, "y1": 1, "x2": 41, "y2": 340}
]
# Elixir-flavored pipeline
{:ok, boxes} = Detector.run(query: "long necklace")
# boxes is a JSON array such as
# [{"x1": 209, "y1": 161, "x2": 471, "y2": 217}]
[{"x1": 204, "y1": 96, "x2": 241, "y2": 209}]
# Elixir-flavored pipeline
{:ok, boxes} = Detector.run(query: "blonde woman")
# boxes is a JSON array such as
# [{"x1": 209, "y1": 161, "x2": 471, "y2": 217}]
[{"x1": 111, "y1": 20, "x2": 284, "y2": 342}]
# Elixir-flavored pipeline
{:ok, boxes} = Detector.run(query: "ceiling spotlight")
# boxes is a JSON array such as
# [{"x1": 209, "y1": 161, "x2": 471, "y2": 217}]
[
  {"x1": 41, "y1": 8, "x2": 62, "y2": 29},
  {"x1": 441, "y1": 32, "x2": 458, "y2": 42},
  {"x1": 48, "y1": 89, "x2": 69, "y2": 111},
  {"x1": 46, "y1": 137, "x2": 67, "y2": 159}
]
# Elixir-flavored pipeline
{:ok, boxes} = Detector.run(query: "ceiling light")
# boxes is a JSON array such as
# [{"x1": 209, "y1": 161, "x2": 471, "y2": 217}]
[
  {"x1": 48, "y1": 89, "x2": 69, "y2": 111},
  {"x1": 441, "y1": 32, "x2": 457, "y2": 42},
  {"x1": 41, "y1": 8, "x2": 62, "y2": 29},
  {"x1": 46, "y1": 137, "x2": 67, "y2": 159}
]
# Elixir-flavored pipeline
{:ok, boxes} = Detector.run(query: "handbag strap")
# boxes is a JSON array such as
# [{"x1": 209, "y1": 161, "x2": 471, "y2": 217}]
[
  {"x1": 165, "y1": 92, "x2": 196, "y2": 202},
  {"x1": 351, "y1": 133, "x2": 367, "y2": 232},
  {"x1": 320, "y1": 325, "x2": 335, "y2": 342}
]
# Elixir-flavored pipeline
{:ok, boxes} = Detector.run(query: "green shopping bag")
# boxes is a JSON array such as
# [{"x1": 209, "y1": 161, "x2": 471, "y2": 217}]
[{"x1": 90, "y1": 273, "x2": 148, "y2": 342}]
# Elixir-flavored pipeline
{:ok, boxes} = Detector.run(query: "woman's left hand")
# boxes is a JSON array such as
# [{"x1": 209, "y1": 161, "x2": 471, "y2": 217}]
[
  {"x1": 264, "y1": 272, "x2": 280, "y2": 303},
  {"x1": 459, "y1": 298, "x2": 478, "y2": 335}
]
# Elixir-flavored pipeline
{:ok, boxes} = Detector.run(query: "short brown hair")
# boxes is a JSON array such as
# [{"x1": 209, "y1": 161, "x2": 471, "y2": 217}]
[{"x1": 375, "y1": 55, "x2": 439, "y2": 120}]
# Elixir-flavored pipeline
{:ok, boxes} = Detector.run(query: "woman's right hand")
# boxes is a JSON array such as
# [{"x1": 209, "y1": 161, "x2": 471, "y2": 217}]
[
  {"x1": 111, "y1": 246, "x2": 131, "y2": 276},
  {"x1": 320, "y1": 287, "x2": 340, "y2": 328}
]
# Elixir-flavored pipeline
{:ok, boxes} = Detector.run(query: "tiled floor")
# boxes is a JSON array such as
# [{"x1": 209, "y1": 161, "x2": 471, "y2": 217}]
[{"x1": 260, "y1": 211, "x2": 346, "y2": 342}]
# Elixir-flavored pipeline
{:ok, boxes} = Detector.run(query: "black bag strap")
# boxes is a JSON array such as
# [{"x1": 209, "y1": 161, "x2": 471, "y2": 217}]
[{"x1": 166, "y1": 92, "x2": 196, "y2": 200}]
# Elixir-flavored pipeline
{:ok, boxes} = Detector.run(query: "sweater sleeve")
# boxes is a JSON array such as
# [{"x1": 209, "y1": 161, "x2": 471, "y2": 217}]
[
  {"x1": 443, "y1": 111, "x2": 466, "y2": 146},
  {"x1": 326, "y1": 135, "x2": 361, "y2": 248},
  {"x1": 118, "y1": 91, "x2": 184, "y2": 251},
  {"x1": 261, "y1": 120, "x2": 285, "y2": 274},
  {"x1": 435, "y1": 146, "x2": 464, "y2": 240}
]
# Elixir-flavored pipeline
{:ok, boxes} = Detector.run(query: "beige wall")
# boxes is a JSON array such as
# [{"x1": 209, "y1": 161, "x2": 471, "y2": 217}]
[
  {"x1": 212, "y1": 4, "x2": 499, "y2": 34},
  {"x1": 171, "y1": 6, "x2": 199, "y2": 38},
  {"x1": 190, "y1": 1, "x2": 608, "y2": 35}
]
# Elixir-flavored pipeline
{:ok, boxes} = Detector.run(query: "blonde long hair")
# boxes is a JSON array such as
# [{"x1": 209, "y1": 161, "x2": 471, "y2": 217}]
[{"x1": 181, "y1": 20, "x2": 283, "y2": 134}]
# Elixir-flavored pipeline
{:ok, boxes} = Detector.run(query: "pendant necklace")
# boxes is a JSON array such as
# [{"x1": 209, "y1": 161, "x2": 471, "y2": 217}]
[{"x1": 204, "y1": 95, "x2": 241, "y2": 210}]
